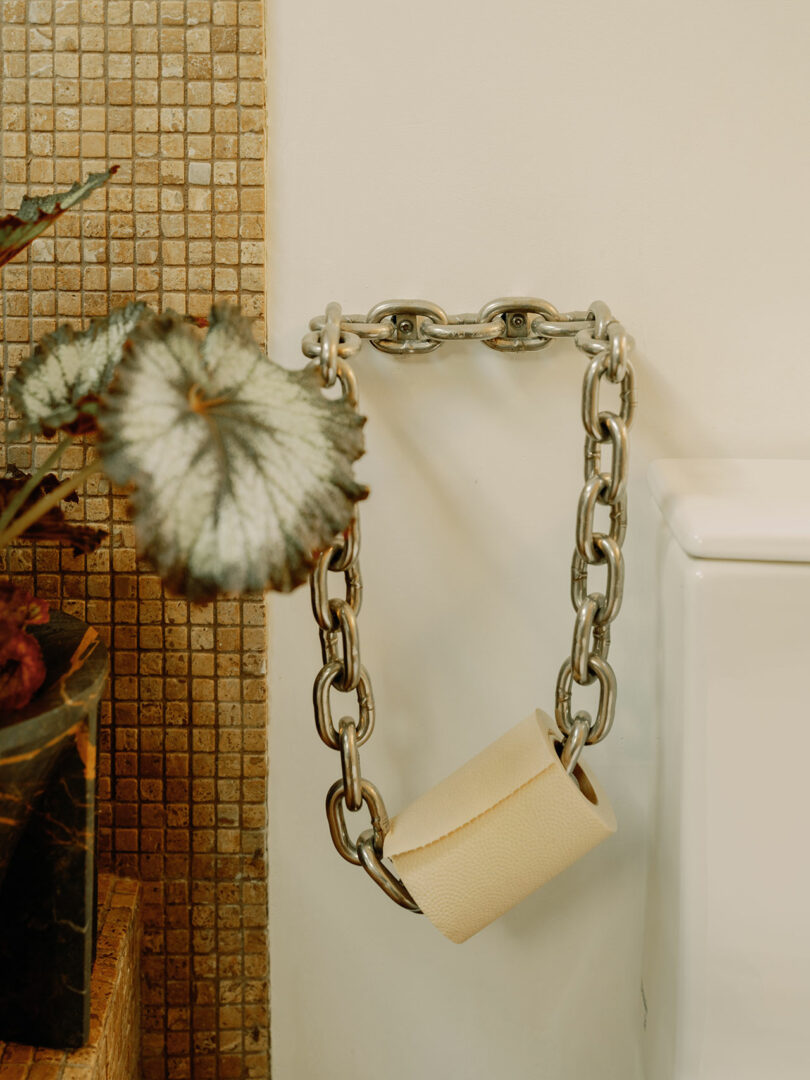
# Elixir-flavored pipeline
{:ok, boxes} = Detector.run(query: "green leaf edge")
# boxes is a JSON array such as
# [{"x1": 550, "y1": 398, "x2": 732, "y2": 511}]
[{"x1": 7, "y1": 300, "x2": 151, "y2": 435}]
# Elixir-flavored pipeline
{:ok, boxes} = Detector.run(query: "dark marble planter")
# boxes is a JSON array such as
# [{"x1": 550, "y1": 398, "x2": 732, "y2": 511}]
[{"x1": 0, "y1": 610, "x2": 109, "y2": 1049}]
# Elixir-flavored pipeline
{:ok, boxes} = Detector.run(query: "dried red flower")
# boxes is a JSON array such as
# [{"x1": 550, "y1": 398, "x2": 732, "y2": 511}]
[
  {"x1": 0, "y1": 581, "x2": 50, "y2": 628},
  {"x1": 0, "y1": 619, "x2": 47, "y2": 712}
]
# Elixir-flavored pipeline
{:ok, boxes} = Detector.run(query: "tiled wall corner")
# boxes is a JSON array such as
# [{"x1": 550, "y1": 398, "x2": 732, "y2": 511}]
[
  {"x1": 0, "y1": 875, "x2": 144, "y2": 1080},
  {"x1": 0, "y1": 3, "x2": 269, "y2": 1078}
]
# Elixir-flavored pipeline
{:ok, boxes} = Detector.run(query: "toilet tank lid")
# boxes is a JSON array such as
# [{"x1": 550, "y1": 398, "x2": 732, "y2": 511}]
[{"x1": 649, "y1": 459, "x2": 810, "y2": 562}]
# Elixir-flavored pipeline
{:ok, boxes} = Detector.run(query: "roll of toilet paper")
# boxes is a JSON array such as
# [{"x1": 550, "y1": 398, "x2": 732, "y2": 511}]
[{"x1": 383, "y1": 709, "x2": 616, "y2": 943}]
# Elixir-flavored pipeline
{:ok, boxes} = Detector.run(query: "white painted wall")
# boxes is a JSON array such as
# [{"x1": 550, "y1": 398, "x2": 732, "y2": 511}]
[{"x1": 266, "y1": 2, "x2": 810, "y2": 1077}]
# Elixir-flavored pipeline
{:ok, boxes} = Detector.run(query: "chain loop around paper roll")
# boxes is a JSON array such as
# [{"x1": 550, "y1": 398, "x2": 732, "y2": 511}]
[{"x1": 303, "y1": 296, "x2": 636, "y2": 910}]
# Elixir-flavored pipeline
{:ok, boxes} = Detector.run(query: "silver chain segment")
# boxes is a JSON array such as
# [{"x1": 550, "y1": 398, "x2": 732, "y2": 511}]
[
  {"x1": 308, "y1": 377, "x2": 422, "y2": 913},
  {"x1": 303, "y1": 296, "x2": 636, "y2": 910}
]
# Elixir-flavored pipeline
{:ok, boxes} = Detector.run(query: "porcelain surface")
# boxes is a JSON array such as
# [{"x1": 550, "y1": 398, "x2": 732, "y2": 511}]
[
  {"x1": 643, "y1": 459, "x2": 810, "y2": 1080},
  {"x1": 648, "y1": 458, "x2": 810, "y2": 562}
]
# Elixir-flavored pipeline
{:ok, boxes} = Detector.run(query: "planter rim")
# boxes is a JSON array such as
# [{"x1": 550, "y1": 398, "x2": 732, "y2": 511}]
[{"x1": 0, "y1": 610, "x2": 109, "y2": 758}]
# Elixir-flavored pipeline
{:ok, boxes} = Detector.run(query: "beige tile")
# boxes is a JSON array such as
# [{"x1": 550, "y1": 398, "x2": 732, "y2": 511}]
[{"x1": 0, "y1": 1, "x2": 268, "y2": 1075}]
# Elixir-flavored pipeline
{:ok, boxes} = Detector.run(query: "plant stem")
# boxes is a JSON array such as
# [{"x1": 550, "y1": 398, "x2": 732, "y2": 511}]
[
  {"x1": 0, "y1": 459, "x2": 104, "y2": 551},
  {"x1": 0, "y1": 435, "x2": 72, "y2": 534}
]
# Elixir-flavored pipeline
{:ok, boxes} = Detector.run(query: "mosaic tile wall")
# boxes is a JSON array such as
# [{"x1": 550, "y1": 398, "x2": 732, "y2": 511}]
[{"x1": 0, "y1": 3, "x2": 269, "y2": 1078}]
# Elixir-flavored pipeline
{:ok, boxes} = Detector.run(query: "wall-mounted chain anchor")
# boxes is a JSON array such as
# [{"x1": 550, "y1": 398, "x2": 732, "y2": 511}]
[
  {"x1": 300, "y1": 296, "x2": 637, "y2": 942},
  {"x1": 303, "y1": 296, "x2": 628, "y2": 367}
]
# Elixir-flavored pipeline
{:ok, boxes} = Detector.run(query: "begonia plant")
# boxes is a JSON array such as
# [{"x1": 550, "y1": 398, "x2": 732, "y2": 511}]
[{"x1": 0, "y1": 170, "x2": 367, "y2": 711}]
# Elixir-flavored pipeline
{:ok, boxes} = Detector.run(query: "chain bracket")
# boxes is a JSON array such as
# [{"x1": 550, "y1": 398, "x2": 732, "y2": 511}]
[{"x1": 303, "y1": 296, "x2": 636, "y2": 915}]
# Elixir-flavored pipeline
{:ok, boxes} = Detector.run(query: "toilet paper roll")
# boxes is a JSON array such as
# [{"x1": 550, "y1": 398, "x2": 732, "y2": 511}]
[{"x1": 383, "y1": 709, "x2": 616, "y2": 943}]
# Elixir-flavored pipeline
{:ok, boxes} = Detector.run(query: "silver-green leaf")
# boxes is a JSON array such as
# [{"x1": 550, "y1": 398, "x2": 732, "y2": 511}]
[
  {"x1": 97, "y1": 305, "x2": 367, "y2": 600},
  {"x1": 8, "y1": 302, "x2": 150, "y2": 434}
]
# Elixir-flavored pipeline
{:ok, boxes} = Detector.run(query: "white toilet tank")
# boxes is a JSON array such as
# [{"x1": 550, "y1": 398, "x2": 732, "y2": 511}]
[{"x1": 643, "y1": 459, "x2": 810, "y2": 1080}]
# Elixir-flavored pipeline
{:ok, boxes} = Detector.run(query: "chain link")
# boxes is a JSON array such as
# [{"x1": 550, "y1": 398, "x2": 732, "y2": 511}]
[{"x1": 303, "y1": 297, "x2": 636, "y2": 908}]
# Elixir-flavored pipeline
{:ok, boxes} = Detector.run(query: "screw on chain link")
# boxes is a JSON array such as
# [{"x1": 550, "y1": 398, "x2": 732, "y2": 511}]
[
  {"x1": 303, "y1": 297, "x2": 635, "y2": 912},
  {"x1": 478, "y1": 297, "x2": 560, "y2": 351},
  {"x1": 366, "y1": 300, "x2": 449, "y2": 355}
]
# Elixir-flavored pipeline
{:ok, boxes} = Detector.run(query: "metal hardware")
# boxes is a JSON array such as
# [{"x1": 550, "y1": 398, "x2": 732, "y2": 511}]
[
  {"x1": 571, "y1": 596, "x2": 600, "y2": 686},
  {"x1": 313, "y1": 660, "x2": 375, "y2": 749},
  {"x1": 329, "y1": 517, "x2": 361, "y2": 571},
  {"x1": 559, "y1": 714, "x2": 591, "y2": 775},
  {"x1": 584, "y1": 414, "x2": 628, "y2": 503},
  {"x1": 575, "y1": 474, "x2": 628, "y2": 565},
  {"x1": 582, "y1": 353, "x2": 636, "y2": 440},
  {"x1": 587, "y1": 300, "x2": 613, "y2": 340},
  {"x1": 311, "y1": 553, "x2": 362, "y2": 629},
  {"x1": 532, "y1": 311, "x2": 591, "y2": 339},
  {"x1": 339, "y1": 719, "x2": 363, "y2": 811},
  {"x1": 325, "y1": 778, "x2": 389, "y2": 865},
  {"x1": 303, "y1": 296, "x2": 636, "y2": 913},
  {"x1": 301, "y1": 302, "x2": 363, "y2": 386},
  {"x1": 357, "y1": 832, "x2": 423, "y2": 911},
  {"x1": 328, "y1": 598, "x2": 360, "y2": 692},
  {"x1": 421, "y1": 315, "x2": 505, "y2": 342},
  {"x1": 551, "y1": 299, "x2": 634, "y2": 754},
  {"x1": 306, "y1": 357, "x2": 421, "y2": 912},
  {"x1": 478, "y1": 297, "x2": 560, "y2": 351},
  {"x1": 366, "y1": 299, "x2": 449, "y2": 356},
  {"x1": 555, "y1": 652, "x2": 617, "y2": 744}
]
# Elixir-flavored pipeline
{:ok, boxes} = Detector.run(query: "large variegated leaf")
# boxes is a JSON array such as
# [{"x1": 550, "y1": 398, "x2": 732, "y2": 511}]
[
  {"x1": 98, "y1": 305, "x2": 367, "y2": 600},
  {"x1": 8, "y1": 302, "x2": 150, "y2": 434},
  {"x1": 0, "y1": 168, "x2": 117, "y2": 269}
]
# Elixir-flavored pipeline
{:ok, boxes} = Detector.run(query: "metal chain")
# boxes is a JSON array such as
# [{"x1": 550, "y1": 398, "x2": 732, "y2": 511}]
[
  {"x1": 553, "y1": 301, "x2": 636, "y2": 774},
  {"x1": 303, "y1": 296, "x2": 598, "y2": 360},
  {"x1": 306, "y1": 342, "x2": 421, "y2": 913},
  {"x1": 303, "y1": 297, "x2": 636, "y2": 910}
]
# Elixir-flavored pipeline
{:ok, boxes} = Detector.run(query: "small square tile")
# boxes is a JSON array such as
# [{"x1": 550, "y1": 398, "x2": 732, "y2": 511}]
[{"x1": 0, "y1": 2, "x2": 269, "y2": 1076}]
